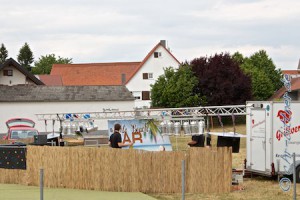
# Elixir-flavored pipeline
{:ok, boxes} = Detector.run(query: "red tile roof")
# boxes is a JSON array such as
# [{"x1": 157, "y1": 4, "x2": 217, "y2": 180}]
[
  {"x1": 51, "y1": 62, "x2": 141, "y2": 85},
  {"x1": 50, "y1": 41, "x2": 180, "y2": 86},
  {"x1": 38, "y1": 75, "x2": 63, "y2": 86},
  {"x1": 282, "y1": 70, "x2": 300, "y2": 75},
  {"x1": 269, "y1": 77, "x2": 300, "y2": 100}
]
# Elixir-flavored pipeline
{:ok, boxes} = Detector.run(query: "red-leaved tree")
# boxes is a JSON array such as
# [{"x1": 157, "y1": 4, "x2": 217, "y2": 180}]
[{"x1": 191, "y1": 53, "x2": 252, "y2": 106}]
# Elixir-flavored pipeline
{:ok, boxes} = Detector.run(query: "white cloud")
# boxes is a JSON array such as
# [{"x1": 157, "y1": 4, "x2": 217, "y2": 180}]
[
  {"x1": 176, "y1": 44, "x2": 300, "y2": 70},
  {"x1": 0, "y1": 0, "x2": 299, "y2": 70},
  {"x1": 189, "y1": 0, "x2": 300, "y2": 21}
]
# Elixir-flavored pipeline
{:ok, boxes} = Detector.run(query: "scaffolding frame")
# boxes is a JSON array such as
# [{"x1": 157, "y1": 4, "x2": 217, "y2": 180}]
[{"x1": 36, "y1": 105, "x2": 248, "y2": 122}]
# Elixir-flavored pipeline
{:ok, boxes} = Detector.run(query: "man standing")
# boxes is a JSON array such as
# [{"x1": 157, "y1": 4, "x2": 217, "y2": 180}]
[{"x1": 109, "y1": 123, "x2": 133, "y2": 148}]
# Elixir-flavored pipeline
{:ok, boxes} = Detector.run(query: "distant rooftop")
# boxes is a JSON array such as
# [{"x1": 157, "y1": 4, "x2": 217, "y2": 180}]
[
  {"x1": 37, "y1": 75, "x2": 63, "y2": 86},
  {"x1": 51, "y1": 62, "x2": 141, "y2": 86},
  {"x1": 50, "y1": 40, "x2": 180, "y2": 86},
  {"x1": 269, "y1": 77, "x2": 300, "y2": 100},
  {"x1": 0, "y1": 85, "x2": 134, "y2": 102}
]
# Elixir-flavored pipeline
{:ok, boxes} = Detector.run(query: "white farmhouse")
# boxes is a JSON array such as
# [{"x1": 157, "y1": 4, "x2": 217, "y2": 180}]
[{"x1": 50, "y1": 40, "x2": 180, "y2": 108}]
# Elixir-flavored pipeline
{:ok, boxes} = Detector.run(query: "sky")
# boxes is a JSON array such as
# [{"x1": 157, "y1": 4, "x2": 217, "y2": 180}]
[{"x1": 0, "y1": 0, "x2": 299, "y2": 70}]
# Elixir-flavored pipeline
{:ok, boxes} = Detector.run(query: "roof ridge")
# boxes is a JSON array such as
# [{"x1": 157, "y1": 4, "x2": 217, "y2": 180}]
[
  {"x1": 125, "y1": 41, "x2": 180, "y2": 84},
  {"x1": 53, "y1": 61, "x2": 141, "y2": 66},
  {"x1": 38, "y1": 74, "x2": 61, "y2": 76}
]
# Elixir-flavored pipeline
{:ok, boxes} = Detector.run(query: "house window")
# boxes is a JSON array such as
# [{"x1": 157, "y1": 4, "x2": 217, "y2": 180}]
[
  {"x1": 143, "y1": 73, "x2": 148, "y2": 79},
  {"x1": 154, "y1": 52, "x2": 162, "y2": 58},
  {"x1": 142, "y1": 91, "x2": 150, "y2": 100},
  {"x1": 142, "y1": 73, "x2": 153, "y2": 79},
  {"x1": 3, "y1": 69, "x2": 13, "y2": 76},
  {"x1": 148, "y1": 73, "x2": 153, "y2": 79}
]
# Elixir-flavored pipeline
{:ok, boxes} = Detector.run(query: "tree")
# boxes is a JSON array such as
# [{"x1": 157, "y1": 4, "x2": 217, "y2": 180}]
[
  {"x1": 232, "y1": 51, "x2": 245, "y2": 65},
  {"x1": 233, "y1": 50, "x2": 282, "y2": 100},
  {"x1": 191, "y1": 53, "x2": 252, "y2": 106},
  {"x1": 151, "y1": 65, "x2": 206, "y2": 108},
  {"x1": 0, "y1": 43, "x2": 8, "y2": 64},
  {"x1": 17, "y1": 42, "x2": 34, "y2": 71},
  {"x1": 242, "y1": 65, "x2": 274, "y2": 100},
  {"x1": 32, "y1": 54, "x2": 72, "y2": 74},
  {"x1": 247, "y1": 50, "x2": 282, "y2": 91}
]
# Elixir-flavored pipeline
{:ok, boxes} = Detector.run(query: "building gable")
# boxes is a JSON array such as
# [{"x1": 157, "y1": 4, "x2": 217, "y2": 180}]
[
  {"x1": 125, "y1": 40, "x2": 180, "y2": 85},
  {"x1": 0, "y1": 58, "x2": 44, "y2": 86},
  {"x1": 125, "y1": 42, "x2": 180, "y2": 103}
]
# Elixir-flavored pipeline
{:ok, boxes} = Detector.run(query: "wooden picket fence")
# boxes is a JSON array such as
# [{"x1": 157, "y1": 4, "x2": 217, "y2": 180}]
[{"x1": 0, "y1": 146, "x2": 232, "y2": 193}]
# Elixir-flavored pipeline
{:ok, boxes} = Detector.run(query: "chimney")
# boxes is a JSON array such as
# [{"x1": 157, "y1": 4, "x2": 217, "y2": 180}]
[
  {"x1": 121, "y1": 73, "x2": 126, "y2": 85},
  {"x1": 160, "y1": 40, "x2": 166, "y2": 48},
  {"x1": 298, "y1": 59, "x2": 300, "y2": 70}
]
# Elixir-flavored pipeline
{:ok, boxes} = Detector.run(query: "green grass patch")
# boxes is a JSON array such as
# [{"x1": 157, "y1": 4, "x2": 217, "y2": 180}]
[{"x1": 0, "y1": 184, "x2": 157, "y2": 200}]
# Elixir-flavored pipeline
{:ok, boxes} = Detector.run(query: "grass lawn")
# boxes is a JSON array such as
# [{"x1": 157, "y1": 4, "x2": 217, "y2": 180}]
[
  {"x1": 0, "y1": 183, "x2": 157, "y2": 200},
  {"x1": 147, "y1": 124, "x2": 300, "y2": 200}
]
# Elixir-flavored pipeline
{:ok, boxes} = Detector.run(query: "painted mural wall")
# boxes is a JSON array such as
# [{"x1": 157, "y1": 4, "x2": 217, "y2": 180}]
[{"x1": 108, "y1": 119, "x2": 172, "y2": 151}]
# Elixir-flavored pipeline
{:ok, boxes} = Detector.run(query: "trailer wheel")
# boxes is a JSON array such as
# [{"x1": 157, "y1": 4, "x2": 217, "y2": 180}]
[{"x1": 297, "y1": 166, "x2": 300, "y2": 183}]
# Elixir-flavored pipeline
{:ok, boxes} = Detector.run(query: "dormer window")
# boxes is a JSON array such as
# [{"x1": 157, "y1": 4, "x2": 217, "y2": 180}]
[
  {"x1": 154, "y1": 52, "x2": 162, "y2": 58},
  {"x1": 3, "y1": 69, "x2": 13, "y2": 76}
]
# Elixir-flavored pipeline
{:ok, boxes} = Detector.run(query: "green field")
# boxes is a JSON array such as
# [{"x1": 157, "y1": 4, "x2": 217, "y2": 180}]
[{"x1": 0, "y1": 184, "x2": 156, "y2": 200}]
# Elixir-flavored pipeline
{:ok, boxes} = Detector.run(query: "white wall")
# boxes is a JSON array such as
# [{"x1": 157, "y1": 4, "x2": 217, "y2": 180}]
[
  {"x1": 0, "y1": 101, "x2": 134, "y2": 134},
  {"x1": 0, "y1": 66, "x2": 27, "y2": 85},
  {"x1": 126, "y1": 45, "x2": 179, "y2": 108},
  {"x1": 133, "y1": 99, "x2": 152, "y2": 108}
]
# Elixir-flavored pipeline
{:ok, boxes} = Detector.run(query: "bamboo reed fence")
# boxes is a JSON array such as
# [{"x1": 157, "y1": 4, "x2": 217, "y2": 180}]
[
  {"x1": 0, "y1": 146, "x2": 232, "y2": 193},
  {"x1": 0, "y1": 138, "x2": 33, "y2": 144}
]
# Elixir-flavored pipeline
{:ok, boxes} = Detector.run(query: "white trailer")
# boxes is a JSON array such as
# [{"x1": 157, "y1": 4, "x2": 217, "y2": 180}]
[{"x1": 246, "y1": 101, "x2": 300, "y2": 182}]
